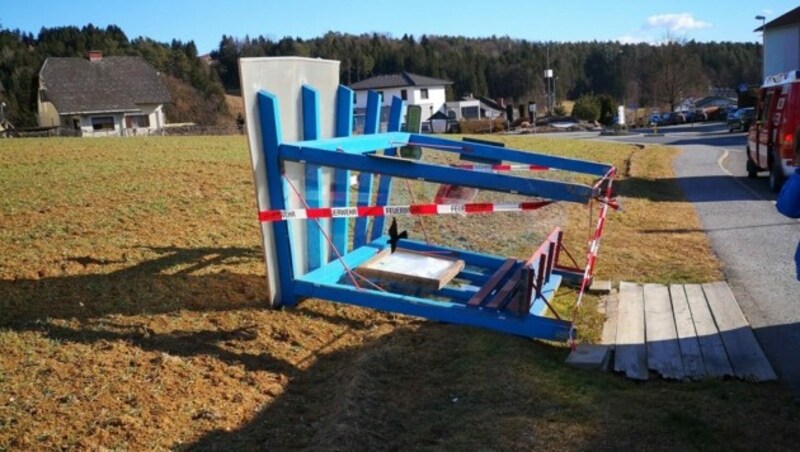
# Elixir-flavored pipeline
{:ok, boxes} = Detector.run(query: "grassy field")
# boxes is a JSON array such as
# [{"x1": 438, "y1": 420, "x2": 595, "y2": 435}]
[{"x1": 0, "y1": 135, "x2": 797, "y2": 450}]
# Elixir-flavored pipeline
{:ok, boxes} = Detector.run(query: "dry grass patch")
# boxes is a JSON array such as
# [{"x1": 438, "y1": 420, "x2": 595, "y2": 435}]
[{"x1": 0, "y1": 136, "x2": 796, "y2": 450}]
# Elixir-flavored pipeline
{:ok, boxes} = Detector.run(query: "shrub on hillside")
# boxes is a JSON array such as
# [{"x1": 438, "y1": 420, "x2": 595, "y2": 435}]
[
  {"x1": 572, "y1": 95, "x2": 601, "y2": 122},
  {"x1": 598, "y1": 94, "x2": 616, "y2": 126}
]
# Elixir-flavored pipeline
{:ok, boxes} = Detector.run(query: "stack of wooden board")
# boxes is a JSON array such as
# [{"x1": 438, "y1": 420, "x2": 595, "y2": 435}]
[{"x1": 606, "y1": 281, "x2": 776, "y2": 382}]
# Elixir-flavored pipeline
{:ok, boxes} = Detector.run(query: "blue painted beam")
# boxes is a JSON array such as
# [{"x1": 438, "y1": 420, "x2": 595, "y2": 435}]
[
  {"x1": 293, "y1": 132, "x2": 411, "y2": 153},
  {"x1": 353, "y1": 90, "x2": 382, "y2": 248},
  {"x1": 301, "y1": 85, "x2": 325, "y2": 271},
  {"x1": 370, "y1": 96, "x2": 404, "y2": 241},
  {"x1": 364, "y1": 90, "x2": 382, "y2": 134},
  {"x1": 293, "y1": 280, "x2": 573, "y2": 341},
  {"x1": 436, "y1": 286, "x2": 479, "y2": 301},
  {"x1": 279, "y1": 144, "x2": 595, "y2": 203},
  {"x1": 257, "y1": 90, "x2": 296, "y2": 307},
  {"x1": 331, "y1": 86, "x2": 355, "y2": 259},
  {"x1": 410, "y1": 133, "x2": 613, "y2": 176},
  {"x1": 298, "y1": 236, "x2": 389, "y2": 285}
]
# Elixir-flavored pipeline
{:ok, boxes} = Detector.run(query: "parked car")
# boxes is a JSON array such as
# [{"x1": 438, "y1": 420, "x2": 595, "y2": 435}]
[
  {"x1": 694, "y1": 109, "x2": 708, "y2": 122},
  {"x1": 727, "y1": 107, "x2": 754, "y2": 132},
  {"x1": 747, "y1": 71, "x2": 800, "y2": 191},
  {"x1": 668, "y1": 112, "x2": 686, "y2": 125}
]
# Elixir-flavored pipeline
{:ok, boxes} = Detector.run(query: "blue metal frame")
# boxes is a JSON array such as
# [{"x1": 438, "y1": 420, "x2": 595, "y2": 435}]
[{"x1": 255, "y1": 84, "x2": 614, "y2": 341}]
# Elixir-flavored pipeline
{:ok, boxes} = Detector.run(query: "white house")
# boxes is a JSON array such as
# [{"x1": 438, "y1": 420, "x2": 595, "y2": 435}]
[
  {"x1": 758, "y1": 6, "x2": 800, "y2": 80},
  {"x1": 38, "y1": 51, "x2": 170, "y2": 137},
  {"x1": 349, "y1": 72, "x2": 451, "y2": 123}
]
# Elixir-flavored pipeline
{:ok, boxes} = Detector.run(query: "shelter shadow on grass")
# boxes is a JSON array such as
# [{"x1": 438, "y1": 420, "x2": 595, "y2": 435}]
[
  {"x1": 183, "y1": 319, "x2": 800, "y2": 451},
  {"x1": 616, "y1": 174, "x2": 768, "y2": 203},
  {"x1": 0, "y1": 245, "x2": 267, "y2": 327},
  {"x1": 183, "y1": 323, "x2": 606, "y2": 451}
]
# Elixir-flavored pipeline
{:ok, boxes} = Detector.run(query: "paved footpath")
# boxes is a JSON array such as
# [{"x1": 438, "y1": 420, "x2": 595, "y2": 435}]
[{"x1": 674, "y1": 144, "x2": 800, "y2": 392}]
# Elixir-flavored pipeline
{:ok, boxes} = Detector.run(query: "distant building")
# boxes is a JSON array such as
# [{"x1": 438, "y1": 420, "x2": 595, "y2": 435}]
[
  {"x1": 757, "y1": 6, "x2": 800, "y2": 80},
  {"x1": 38, "y1": 51, "x2": 170, "y2": 137},
  {"x1": 349, "y1": 72, "x2": 451, "y2": 123},
  {"x1": 445, "y1": 96, "x2": 505, "y2": 120}
]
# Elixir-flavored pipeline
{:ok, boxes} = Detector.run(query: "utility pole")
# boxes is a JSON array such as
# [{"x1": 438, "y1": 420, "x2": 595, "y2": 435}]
[{"x1": 545, "y1": 45, "x2": 554, "y2": 116}]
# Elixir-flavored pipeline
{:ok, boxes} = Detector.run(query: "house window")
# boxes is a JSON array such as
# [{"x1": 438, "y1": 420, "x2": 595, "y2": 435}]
[
  {"x1": 461, "y1": 106, "x2": 479, "y2": 119},
  {"x1": 353, "y1": 93, "x2": 357, "y2": 105},
  {"x1": 401, "y1": 89, "x2": 407, "y2": 101},
  {"x1": 420, "y1": 88, "x2": 429, "y2": 100},
  {"x1": 125, "y1": 114, "x2": 150, "y2": 128},
  {"x1": 91, "y1": 116, "x2": 115, "y2": 131}
]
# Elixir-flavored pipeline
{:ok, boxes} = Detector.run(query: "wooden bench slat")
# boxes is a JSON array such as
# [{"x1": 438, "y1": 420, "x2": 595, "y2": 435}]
[
  {"x1": 485, "y1": 268, "x2": 524, "y2": 310},
  {"x1": 467, "y1": 259, "x2": 516, "y2": 307}
]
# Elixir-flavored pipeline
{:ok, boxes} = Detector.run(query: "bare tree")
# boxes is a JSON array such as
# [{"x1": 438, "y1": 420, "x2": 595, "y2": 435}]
[{"x1": 652, "y1": 33, "x2": 705, "y2": 111}]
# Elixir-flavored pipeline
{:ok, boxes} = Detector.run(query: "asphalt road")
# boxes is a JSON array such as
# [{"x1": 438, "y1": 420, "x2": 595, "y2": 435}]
[{"x1": 583, "y1": 122, "x2": 800, "y2": 392}]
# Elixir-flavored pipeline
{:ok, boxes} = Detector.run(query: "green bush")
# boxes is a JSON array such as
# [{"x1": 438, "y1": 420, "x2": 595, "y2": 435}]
[
  {"x1": 598, "y1": 94, "x2": 616, "y2": 126},
  {"x1": 572, "y1": 94, "x2": 601, "y2": 121},
  {"x1": 553, "y1": 103, "x2": 568, "y2": 116}
]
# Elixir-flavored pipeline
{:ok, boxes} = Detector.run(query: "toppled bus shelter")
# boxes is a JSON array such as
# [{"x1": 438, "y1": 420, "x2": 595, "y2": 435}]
[{"x1": 241, "y1": 57, "x2": 616, "y2": 342}]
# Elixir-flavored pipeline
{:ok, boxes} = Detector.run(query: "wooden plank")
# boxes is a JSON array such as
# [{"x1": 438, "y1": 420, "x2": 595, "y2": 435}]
[
  {"x1": 644, "y1": 283, "x2": 685, "y2": 380},
  {"x1": 352, "y1": 90, "x2": 381, "y2": 248},
  {"x1": 370, "y1": 97, "x2": 404, "y2": 241},
  {"x1": 702, "y1": 282, "x2": 777, "y2": 381},
  {"x1": 301, "y1": 85, "x2": 325, "y2": 271},
  {"x1": 600, "y1": 292, "x2": 619, "y2": 346},
  {"x1": 330, "y1": 86, "x2": 354, "y2": 257},
  {"x1": 669, "y1": 285, "x2": 706, "y2": 379},
  {"x1": 467, "y1": 259, "x2": 516, "y2": 307},
  {"x1": 485, "y1": 268, "x2": 523, "y2": 310},
  {"x1": 614, "y1": 282, "x2": 648, "y2": 380},
  {"x1": 684, "y1": 284, "x2": 733, "y2": 378}
]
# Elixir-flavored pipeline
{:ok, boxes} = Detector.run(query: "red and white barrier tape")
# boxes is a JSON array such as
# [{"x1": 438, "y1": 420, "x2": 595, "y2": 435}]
[
  {"x1": 451, "y1": 163, "x2": 553, "y2": 172},
  {"x1": 258, "y1": 201, "x2": 553, "y2": 223},
  {"x1": 569, "y1": 169, "x2": 616, "y2": 348}
]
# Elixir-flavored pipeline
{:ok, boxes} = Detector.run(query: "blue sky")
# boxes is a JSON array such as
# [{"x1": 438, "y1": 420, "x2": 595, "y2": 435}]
[{"x1": 1, "y1": 0, "x2": 793, "y2": 54}]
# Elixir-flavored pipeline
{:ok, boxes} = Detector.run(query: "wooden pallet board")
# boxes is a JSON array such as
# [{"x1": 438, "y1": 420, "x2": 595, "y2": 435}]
[
  {"x1": 669, "y1": 284, "x2": 706, "y2": 379},
  {"x1": 614, "y1": 282, "x2": 648, "y2": 380},
  {"x1": 684, "y1": 284, "x2": 734, "y2": 378},
  {"x1": 600, "y1": 292, "x2": 619, "y2": 346},
  {"x1": 644, "y1": 284, "x2": 684, "y2": 379},
  {"x1": 605, "y1": 282, "x2": 774, "y2": 382},
  {"x1": 702, "y1": 282, "x2": 777, "y2": 381}
]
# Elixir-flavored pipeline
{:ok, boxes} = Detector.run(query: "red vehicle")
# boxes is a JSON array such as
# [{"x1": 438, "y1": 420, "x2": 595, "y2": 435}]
[{"x1": 747, "y1": 71, "x2": 800, "y2": 191}]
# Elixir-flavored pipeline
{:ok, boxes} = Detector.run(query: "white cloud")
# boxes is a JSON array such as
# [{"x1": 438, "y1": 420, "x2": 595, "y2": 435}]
[
  {"x1": 645, "y1": 13, "x2": 712, "y2": 31},
  {"x1": 615, "y1": 34, "x2": 650, "y2": 44}
]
